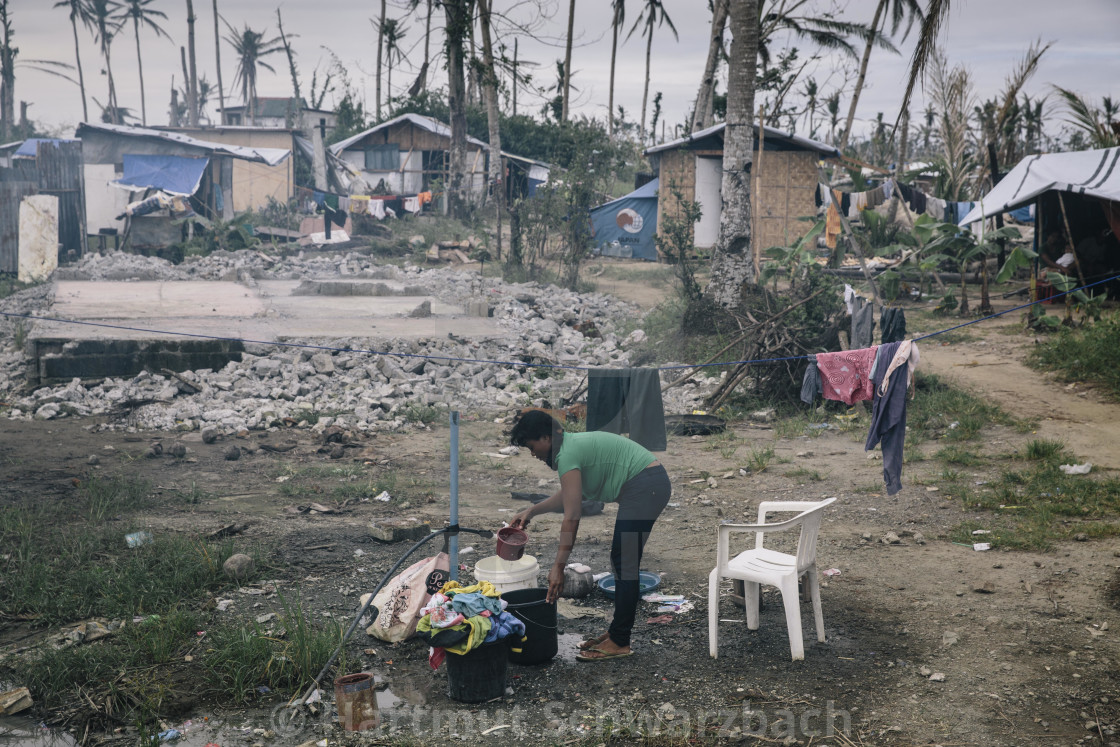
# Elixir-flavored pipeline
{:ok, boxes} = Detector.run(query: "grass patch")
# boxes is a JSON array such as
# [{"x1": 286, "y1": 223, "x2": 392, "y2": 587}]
[
  {"x1": 907, "y1": 372, "x2": 1017, "y2": 444},
  {"x1": 784, "y1": 467, "x2": 825, "y2": 482},
  {"x1": 935, "y1": 445, "x2": 985, "y2": 466},
  {"x1": 1027, "y1": 312, "x2": 1120, "y2": 399},
  {"x1": 399, "y1": 402, "x2": 444, "y2": 425},
  {"x1": 743, "y1": 445, "x2": 775, "y2": 473},
  {"x1": 952, "y1": 459, "x2": 1120, "y2": 550},
  {"x1": 1024, "y1": 438, "x2": 1070, "y2": 462}
]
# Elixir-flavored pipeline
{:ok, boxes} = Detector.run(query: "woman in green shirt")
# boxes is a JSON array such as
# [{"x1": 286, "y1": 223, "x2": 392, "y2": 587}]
[{"x1": 509, "y1": 410, "x2": 672, "y2": 661}]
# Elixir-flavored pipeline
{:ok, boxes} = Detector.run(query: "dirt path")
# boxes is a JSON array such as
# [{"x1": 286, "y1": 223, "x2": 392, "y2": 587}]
[{"x1": 917, "y1": 311, "x2": 1120, "y2": 470}]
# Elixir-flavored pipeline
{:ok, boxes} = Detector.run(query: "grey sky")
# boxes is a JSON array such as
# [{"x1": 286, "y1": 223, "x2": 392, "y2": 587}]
[{"x1": 8, "y1": 0, "x2": 1119, "y2": 145}]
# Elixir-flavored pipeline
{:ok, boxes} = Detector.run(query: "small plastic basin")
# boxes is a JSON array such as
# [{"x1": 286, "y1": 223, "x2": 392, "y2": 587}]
[{"x1": 597, "y1": 571, "x2": 661, "y2": 599}]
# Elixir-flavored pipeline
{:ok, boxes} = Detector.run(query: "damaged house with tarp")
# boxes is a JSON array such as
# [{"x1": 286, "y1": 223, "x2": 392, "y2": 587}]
[
  {"x1": 589, "y1": 178, "x2": 660, "y2": 260},
  {"x1": 76, "y1": 123, "x2": 290, "y2": 250},
  {"x1": 644, "y1": 123, "x2": 839, "y2": 255},
  {"x1": 330, "y1": 113, "x2": 549, "y2": 211},
  {"x1": 960, "y1": 146, "x2": 1120, "y2": 297}
]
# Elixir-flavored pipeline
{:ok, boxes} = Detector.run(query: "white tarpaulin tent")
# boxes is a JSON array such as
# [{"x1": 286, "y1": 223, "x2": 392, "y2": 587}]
[{"x1": 959, "y1": 147, "x2": 1120, "y2": 226}]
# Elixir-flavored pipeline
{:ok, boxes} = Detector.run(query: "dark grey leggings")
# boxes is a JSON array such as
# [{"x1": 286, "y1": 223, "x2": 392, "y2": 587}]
[{"x1": 607, "y1": 465, "x2": 671, "y2": 648}]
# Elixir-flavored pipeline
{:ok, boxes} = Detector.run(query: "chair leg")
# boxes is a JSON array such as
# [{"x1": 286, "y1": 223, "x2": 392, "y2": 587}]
[
  {"x1": 779, "y1": 577, "x2": 805, "y2": 661},
  {"x1": 744, "y1": 581, "x2": 760, "y2": 630},
  {"x1": 807, "y1": 567, "x2": 825, "y2": 643},
  {"x1": 708, "y1": 568, "x2": 720, "y2": 659}
]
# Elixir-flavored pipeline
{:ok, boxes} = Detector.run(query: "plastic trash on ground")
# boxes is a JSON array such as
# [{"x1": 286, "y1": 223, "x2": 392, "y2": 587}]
[{"x1": 1059, "y1": 463, "x2": 1092, "y2": 475}]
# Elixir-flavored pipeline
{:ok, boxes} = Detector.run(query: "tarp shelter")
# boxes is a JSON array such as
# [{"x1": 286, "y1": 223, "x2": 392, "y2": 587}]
[
  {"x1": 14, "y1": 138, "x2": 79, "y2": 158},
  {"x1": 590, "y1": 178, "x2": 659, "y2": 260},
  {"x1": 959, "y1": 147, "x2": 1120, "y2": 226},
  {"x1": 113, "y1": 154, "x2": 209, "y2": 196}
]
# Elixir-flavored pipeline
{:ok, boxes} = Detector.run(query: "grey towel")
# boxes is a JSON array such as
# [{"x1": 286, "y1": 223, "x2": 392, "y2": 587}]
[
  {"x1": 851, "y1": 296, "x2": 875, "y2": 349},
  {"x1": 800, "y1": 358, "x2": 822, "y2": 404},
  {"x1": 587, "y1": 368, "x2": 667, "y2": 451}
]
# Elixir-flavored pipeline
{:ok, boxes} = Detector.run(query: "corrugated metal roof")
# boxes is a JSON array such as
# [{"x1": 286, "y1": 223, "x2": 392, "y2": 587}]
[
  {"x1": 644, "y1": 122, "x2": 839, "y2": 157},
  {"x1": 330, "y1": 113, "x2": 490, "y2": 154},
  {"x1": 75, "y1": 122, "x2": 291, "y2": 166}
]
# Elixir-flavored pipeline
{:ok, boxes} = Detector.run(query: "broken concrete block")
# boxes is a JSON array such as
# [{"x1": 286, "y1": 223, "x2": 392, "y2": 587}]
[
  {"x1": 408, "y1": 300, "x2": 432, "y2": 318},
  {"x1": 0, "y1": 687, "x2": 32, "y2": 716},
  {"x1": 368, "y1": 518, "x2": 430, "y2": 543},
  {"x1": 311, "y1": 353, "x2": 335, "y2": 374}
]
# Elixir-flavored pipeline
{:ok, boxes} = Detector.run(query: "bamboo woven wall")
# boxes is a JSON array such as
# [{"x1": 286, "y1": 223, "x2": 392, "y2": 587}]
[{"x1": 656, "y1": 148, "x2": 821, "y2": 252}]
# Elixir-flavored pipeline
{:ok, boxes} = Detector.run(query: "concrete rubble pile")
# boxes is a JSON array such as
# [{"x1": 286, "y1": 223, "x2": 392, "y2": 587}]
[{"x1": 4, "y1": 250, "x2": 718, "y2": 434}]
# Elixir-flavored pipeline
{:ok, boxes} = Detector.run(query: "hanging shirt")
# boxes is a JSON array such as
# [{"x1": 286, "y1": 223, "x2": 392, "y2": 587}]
[{"x1": 816, "y1": 347, "x2": 879, "y2": 405}]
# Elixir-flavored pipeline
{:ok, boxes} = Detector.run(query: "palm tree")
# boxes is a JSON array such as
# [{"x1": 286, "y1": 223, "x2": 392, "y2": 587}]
[
  {"x1": 1052, "y1": 87, "x2": 1119, "y2": 149},
  {"x1": 705, "y1": 0, "x2": 760, "y2": 310},
  {"x1": 837, "y1": 0, "x2": 924, "y2": 151},
  {"x1": 627, "y1": 0, "x2": 678, "y2": 142},
  {"x1": 118, "y1": 0, "x2": 169, "y2": 126},
  {"x1": 54, "y1": 0, "x2": 94, "y2": 122},
  {"x1": 374, "y1": 0, "x2": 385, "y2": 119},
  {"x1": 758, "y1": 0, "x2": 888, "y2": 70},
  {"x1": 212, "y1": 0, "x2": 224, "y2": 122},
  {"x1": 607, "y1": 0, "x2": 625, "y2": 135},
  {"x1": 406, "y1": 0, "x2": 432, "y2": 93},
  {"x1": 899, "y1": 0, "x2": 952, "y2": 124},
  {"x1": 561, "y1": 0, "x2": 575, "y2": 122},
  {"x1": 379, "y1": 17, "x2": 408, "y2": 111},
  {"x1": 224, "y1": 21, "x2": 283, "y2": 125},
  {"x1": 88, "y1": 0, "x2": 124, "y2": 124},
  {"x1": 692, "y1": 0, "x2": 727, "y2": 133}
]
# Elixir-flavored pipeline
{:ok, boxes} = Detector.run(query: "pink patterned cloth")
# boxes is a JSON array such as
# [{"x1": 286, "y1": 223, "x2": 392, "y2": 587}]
[{"x1": 816, "y1": 347, "x2": 879, "y2": 405}]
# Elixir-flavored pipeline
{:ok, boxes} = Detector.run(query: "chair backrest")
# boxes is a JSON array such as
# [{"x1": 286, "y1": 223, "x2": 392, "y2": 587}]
[{"x1": 756, "y1": 498, "x2": 836, "y2": 572}]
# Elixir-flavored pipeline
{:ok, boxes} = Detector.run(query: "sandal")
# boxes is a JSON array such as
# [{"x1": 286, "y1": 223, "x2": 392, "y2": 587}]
[
  {"x1": 579, "y1": 632, "x2": 610, "y2": 651},
  {"x1": 576, "y1": 647, "x2": 633, "y2": 662}
]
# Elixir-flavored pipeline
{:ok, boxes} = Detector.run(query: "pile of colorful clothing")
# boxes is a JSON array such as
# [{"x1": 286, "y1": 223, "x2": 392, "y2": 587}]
[{"x1": 416, "y1": 580, "x2": 526, "y2": 669}]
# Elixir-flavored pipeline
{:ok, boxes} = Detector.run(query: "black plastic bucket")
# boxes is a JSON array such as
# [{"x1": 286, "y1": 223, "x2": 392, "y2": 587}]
[
  {"x1": 501, "y1": 587, "x2": 558, "y2": 665},
  {"x1": 446, "y1": 641, "x2": 508, "y2": 703}
]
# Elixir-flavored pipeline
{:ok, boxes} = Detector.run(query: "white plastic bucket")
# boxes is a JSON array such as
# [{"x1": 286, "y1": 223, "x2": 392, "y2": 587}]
[{"x1": 473, "y1": 554, "x2": 540, "y2": 594}]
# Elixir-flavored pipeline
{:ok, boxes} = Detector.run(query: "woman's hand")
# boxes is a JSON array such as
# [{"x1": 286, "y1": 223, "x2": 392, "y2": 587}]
[
  {"x1": 510, "y1": 507, "x2": 533, "y2": 529},
  {"x1": 546, "y1": 564, "x2": 565, "y2": 604}
]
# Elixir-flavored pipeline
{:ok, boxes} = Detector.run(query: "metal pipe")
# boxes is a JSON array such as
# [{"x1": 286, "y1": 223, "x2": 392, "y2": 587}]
[{"x1": 449, "y1": 410, "x2": 460, "y2": 581}]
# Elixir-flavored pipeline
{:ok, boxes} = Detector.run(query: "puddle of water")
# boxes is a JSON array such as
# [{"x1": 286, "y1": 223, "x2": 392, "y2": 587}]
[
  {"x1": 0, "y1": 717, "x2": 78, "y2": 747},
  {"x1": 556, "y1": 632, "x2": 585, "y2": 664}
]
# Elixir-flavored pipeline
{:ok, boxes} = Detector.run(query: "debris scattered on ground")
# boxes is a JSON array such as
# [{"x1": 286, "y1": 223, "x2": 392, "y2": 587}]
[{"x1": 223, "y1": 553, "x2": 255, "y2": 580}]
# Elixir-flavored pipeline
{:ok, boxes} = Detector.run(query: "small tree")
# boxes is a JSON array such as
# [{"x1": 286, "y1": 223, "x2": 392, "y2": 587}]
[{"x1": 924, "y1": 220, "x2": 1020, "y2": 316}]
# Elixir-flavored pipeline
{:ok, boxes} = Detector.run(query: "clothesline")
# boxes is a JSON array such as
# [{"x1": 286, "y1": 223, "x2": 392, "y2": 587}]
[{"x1": 818, "y1": 179, "x2": 978, "y2": 226}]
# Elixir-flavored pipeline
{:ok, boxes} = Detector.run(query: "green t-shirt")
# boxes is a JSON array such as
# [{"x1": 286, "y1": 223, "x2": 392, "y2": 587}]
[{"x1": 554, "y1": 431, "x2": 656, "y2": 503}]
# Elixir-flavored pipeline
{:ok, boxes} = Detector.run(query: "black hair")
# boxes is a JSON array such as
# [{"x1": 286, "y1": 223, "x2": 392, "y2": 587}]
[{"x1": 508, "y1": 409, "x2": 564, "y2": 448}]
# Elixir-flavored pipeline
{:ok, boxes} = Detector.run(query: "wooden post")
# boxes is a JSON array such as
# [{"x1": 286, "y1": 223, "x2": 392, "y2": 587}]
[{"x1": 753, "y1": 104, "x2": 765, "y2": 278}]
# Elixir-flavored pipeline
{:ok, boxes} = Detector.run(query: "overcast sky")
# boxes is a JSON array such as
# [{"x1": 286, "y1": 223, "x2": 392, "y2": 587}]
[{"x1": 7, "y1": 0, "x2": 1119, "y2": 145}]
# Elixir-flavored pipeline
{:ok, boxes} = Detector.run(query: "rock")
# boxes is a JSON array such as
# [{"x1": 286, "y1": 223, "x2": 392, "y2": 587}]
[
  {"x1": 919, "y1": 666, "x2": 932, "y2": 676},
  {"x1": 0, "y1": 687, "x2": 33, "y2": 716},
  {"x1": 882, "y1": 532, "x2": 901, "y2": 545},
  {"x1": 311, "y1": 353, "x2": 335, "y2": 375},
  {"x1": 202, "y1": 428, "x2": 220, "y2": 444},
  {"x1": 942, "y1": 631, "x2": 960, "y2": 647},
  {"x1": 409, "y1": 300, "x2": 432, "y2": 318},
  {"x1": 168, "y1": 443, "x2": 187, "y2": 458},
  {"x1": 146, "y1": 442, "x2": 163, "y2": 458},
  {"x1": 928, "y1": 672, "x2": 946, "y2": 682},
  {"x1": 751, "y1": 408, "x2": 776, "y2": 422},
  {"x1": 223, "y1": 553, "x2": 255, "y2": 580},
  {"x1": 973, "y1": 581, "x2": 996, "y2": 594},
  {"x1": 87, "y1": 455, "x2": 100, "y2": 466},
  {"x1": 1075, "y1": 533, "x2": 1089, "y2": 542},
  {"x1": 223, "y1": 445, "x2": 241, "y2": 461},
  {"x1": 368, "y1": 518, "x2": 430, "y2": 543},
  {"x1": 328, "y1": 444, "x2": 345, "y2": 460}
]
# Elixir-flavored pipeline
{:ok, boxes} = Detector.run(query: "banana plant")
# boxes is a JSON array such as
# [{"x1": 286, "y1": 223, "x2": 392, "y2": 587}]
[
  {"x1": 922, "y1": 221, "x2": 1020, "y2": 316},
  {"x1": 760, "y1": 218, "x2": 826, "y2": 293}
]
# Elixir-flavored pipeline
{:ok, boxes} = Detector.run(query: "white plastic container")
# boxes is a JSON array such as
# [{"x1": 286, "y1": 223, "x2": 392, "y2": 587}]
[{"x1": 473, "y1": 554, "x2": 540, "y2": 594}]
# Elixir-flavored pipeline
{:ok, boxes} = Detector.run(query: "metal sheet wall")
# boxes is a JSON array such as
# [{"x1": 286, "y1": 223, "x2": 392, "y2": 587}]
[{"x1": 0, "y1": 181, "x2": 39, "y2": 274}]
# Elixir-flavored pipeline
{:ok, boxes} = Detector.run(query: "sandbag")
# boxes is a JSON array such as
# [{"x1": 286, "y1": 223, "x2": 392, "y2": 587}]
[{"x1": 364, "y1": 552, "x2": 450, "y2": 643}]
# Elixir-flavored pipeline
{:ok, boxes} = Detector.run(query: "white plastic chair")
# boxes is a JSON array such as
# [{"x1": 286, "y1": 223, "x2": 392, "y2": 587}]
[{"x1": 708, "y1": 497, "x2": 836, "y2": 661}]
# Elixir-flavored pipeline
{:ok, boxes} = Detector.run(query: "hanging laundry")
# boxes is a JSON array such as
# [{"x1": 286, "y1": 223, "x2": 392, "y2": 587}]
[
  {"x1": 925, "y1": 195, "x2": 947, "y2": 221},
  {"x1": 350, "y1": 195, "x2": 371, "y2": 215},
  {"x1": 816, "y1": 346, "x2": 879, "y2": 405},
  {"x1": 865, "y1": 340, "x2": 920, "y2": 495},
  {"x1": 842, "y1": 284, "x2": 858, "y2": 316},
  {"x1": 819, "y1": 183, "x2": 833, "y2": 207},
  {"x1": 882, "y1": 179, "x2": 895, "y2": 201},
  {"x1": 587, "y1": 368, "x2": 667, "y2": 451},
  {"x1": 864, "y1": 183, "x2": 887, "y2": 210},
  {"x1": 880, "y1": 307, "x2": 906, "y2": 344},
  {"x1": 825, "y1": 201, "x2": 842, "y2": 249},
  {"x1": 800, "y1": 358, "x2": 822, "y2": 405},
  {"x1": 402, "y1": 195, "x2": 422, "y2": 214},
  {"x1": 369, "y1": 199, "x2": 388, "y2": 220},
  {"x1": 851, "y1": 295, "x2": 875, "y2": 349},
  {"x1": 417, "y1": 191, "x2": 433, "y2": 206}
]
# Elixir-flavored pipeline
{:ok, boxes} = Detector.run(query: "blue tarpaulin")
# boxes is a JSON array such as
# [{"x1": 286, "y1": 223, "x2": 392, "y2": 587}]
[
  {"x1": 114, "y1": 154, "x2": 210, "y2": 196},
  {"x1": 589, "y1": 178, "x2": 659, "y2": 261},
  {"x1": 14, "y1": 138, "x2": 77, "y2": 157}
]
